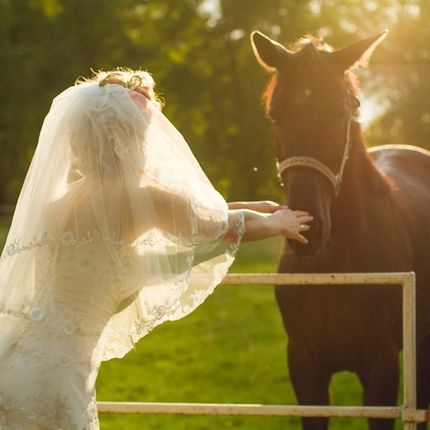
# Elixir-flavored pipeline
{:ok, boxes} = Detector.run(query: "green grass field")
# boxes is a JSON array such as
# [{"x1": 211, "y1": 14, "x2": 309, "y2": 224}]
[
  {"x1": 97, "y1": 238, "x2": 370, "y2": 430},
  {"x1": 0, "y1": 219, "x2": 404, "y2": 429}
]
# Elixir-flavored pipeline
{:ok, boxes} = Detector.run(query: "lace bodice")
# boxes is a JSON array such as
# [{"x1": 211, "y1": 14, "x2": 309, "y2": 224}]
[{"x1": 0, "y1": 242, "x2": 143, "y2": 430}]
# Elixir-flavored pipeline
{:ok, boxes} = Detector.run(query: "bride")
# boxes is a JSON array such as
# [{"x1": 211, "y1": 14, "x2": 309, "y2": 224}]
[{"x1": 0, "y1": 69, "x2": 312, "y2": 429}]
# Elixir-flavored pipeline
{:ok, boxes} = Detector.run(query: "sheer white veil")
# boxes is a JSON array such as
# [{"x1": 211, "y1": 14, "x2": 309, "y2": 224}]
[{"x1": 0, "y1": 81, "x2": 244, "y2": 361}]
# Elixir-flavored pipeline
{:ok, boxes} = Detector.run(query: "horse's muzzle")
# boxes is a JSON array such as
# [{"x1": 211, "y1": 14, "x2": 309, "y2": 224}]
[{"x1": 288, "y1": 238, "x2": 321, "y2": 257}]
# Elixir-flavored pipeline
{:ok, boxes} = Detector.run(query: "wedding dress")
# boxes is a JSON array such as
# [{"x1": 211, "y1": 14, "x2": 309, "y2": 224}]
[{"x1": 0, "y1": 81, "x2": 244, "y2": 429}]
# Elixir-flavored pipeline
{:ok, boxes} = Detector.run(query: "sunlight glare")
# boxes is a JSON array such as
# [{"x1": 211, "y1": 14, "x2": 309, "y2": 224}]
[
  {"x1": 198, "y1": 0, "x2": 221, "y2": 27},
  {"x1": 359, "y1": 96, "x2": 389, "y2": 130}
]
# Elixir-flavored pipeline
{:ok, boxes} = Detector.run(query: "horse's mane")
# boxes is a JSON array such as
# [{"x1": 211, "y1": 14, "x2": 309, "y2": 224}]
[
  {"x1": 263, "y1": 35, "x2": 359, "y2": 115},
  {"x1": 349, "y1": 124, "x2": 396, "y2": 195}
]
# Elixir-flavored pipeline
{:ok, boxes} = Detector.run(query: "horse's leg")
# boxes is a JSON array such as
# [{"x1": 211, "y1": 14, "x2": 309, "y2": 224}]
[
  {"x1": 357, "y1": 344, "x2": 399, "y2": 430},
  {"x1": 288, "y1": 340, "x2": 330, "y2": 430},
  {"x1": 416, "y1": 336, "x2": 430, "y2": 430}
]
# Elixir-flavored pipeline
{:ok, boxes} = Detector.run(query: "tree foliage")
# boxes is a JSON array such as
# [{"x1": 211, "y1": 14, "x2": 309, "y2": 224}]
[{"x1": 0, "y1": 0, "x2": 429, "y2": 204}]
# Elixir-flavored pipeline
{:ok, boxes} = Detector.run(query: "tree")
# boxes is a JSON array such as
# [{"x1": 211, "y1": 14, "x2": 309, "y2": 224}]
[{"x1": 1, "y1": 0, "x2": 429, "y2": 205}]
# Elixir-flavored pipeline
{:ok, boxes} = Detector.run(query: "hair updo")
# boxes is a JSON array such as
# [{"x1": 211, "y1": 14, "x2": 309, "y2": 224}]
[
  {"x1": 68, "y1": 68, "x2": 161, "y2": 179},
  {"x1": 76, "y1": 67, "x2": 163, "y2": 109}
]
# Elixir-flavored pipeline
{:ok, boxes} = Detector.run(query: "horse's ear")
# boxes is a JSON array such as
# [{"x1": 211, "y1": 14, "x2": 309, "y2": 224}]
[
  {"x1": 330, "y1": 30, "x2": 388, "y2": 71},
  {"x1": 251, "y1": 31, "x2": 292, "y2": 71}
]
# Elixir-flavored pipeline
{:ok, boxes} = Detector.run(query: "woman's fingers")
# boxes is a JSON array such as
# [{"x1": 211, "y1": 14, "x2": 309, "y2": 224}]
[
  {"x1": 260, "y1": 201, "x2": 289, "y2": 213},
  {"x1": 273, "y1": 208, "x2": 313, "y2": 244},
  {"x1": 264, "y1": 205, "x2": 284, "y2": 213},
  {"x1": 288, "y1": 220, "x2": 311, "y2": 244},
  {"x1": 294, "y1": 233, "x2": 309, "y2": 244},
  {"x1": 292, "y1": 210, "x2": 310, "y2": 217},
  {"x1": 297, "y1": 215, "x2": 313, "y2": 223},
  {"x1": 291, "y1": 224, "x2": 310, "y2": 244}
]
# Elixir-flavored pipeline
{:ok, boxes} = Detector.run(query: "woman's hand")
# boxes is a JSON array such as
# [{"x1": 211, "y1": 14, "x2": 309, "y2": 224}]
[
  {"x1": 268, "y1": 209, "x2": 313, "y2": 244},
  {"x1": 228, "y1": 200, "x2": 288, "y2": 213},
  {"x1": 230, "y1": 208, "x2": 313, "y2": 243}
]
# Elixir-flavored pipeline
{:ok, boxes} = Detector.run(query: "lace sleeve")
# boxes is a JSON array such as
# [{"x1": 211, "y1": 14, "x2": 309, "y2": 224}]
[
  {"x1": 100, "y1": 209, "x2": 245, "y2": 361},
  {"x1": 139, "y1": 183, "x2": 230, "y2": 241}
]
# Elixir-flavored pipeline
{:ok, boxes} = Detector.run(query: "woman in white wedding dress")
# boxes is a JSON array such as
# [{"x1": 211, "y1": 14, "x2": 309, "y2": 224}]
[{"x1": 0, "y1": 69, "x2": 312, "y2": 429}]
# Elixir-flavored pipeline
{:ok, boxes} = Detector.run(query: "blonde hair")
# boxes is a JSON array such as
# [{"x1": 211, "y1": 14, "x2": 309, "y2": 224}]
[{"x1": 76, "y1": 67, "x2": 164, "y2": 109}]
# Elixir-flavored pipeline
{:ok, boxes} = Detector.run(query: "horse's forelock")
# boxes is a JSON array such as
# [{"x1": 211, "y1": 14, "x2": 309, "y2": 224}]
[{"x1": 289, "y1": 35, "x2": 333, "y2": 53}]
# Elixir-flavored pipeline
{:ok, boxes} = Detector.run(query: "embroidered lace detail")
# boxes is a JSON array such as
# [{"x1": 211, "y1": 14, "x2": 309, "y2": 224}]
[
  {"x1": 0, "y1": 393, "x2": 99, "y2": 429},
  {"x1": 2, "y1": 229, "x2": 214, "y2": 258},
  {"x1": 100, "y1": 210, "x2": 245, "y2": 360}
]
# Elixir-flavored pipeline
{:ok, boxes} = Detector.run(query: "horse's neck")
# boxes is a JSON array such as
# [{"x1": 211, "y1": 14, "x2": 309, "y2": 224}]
[{"x1": 331, "y1": 123, "x2": 392, "y2": 239}]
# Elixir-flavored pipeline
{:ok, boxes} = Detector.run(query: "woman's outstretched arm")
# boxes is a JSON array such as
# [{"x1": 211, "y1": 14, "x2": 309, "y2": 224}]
[{"x1": 141, "y1": 185, "x2": 312, "y2": 244}]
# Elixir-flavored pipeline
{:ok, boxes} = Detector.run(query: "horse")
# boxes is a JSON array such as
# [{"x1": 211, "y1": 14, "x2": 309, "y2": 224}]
[{"x1": 251, "y1": 30, "x2": 430, "y2": 430}]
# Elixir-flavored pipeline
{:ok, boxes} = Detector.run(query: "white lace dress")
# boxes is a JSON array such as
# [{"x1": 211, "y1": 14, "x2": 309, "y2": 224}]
[
  {"x1": 0, "y1": 81, "x2": 246, "y2": 429},
  {"x1": 0, "y1": 211, "x2": 244, "y2": 429}
]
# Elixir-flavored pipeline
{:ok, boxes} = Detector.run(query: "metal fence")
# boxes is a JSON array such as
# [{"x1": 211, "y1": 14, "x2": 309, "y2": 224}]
[{"x1": 97, "y1": 272, "x2": 427, "y2": 429}]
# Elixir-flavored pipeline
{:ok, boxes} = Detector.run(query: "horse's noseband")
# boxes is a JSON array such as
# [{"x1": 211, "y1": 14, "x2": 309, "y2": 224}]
[{"x1": 276, "y1": 92, "x2": 356, "y2": 196}]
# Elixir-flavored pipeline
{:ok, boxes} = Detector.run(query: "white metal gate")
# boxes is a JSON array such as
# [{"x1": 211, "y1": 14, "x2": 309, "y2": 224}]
[{"x1": 98, "y1": 272, "x2": 428, "y2": 429}]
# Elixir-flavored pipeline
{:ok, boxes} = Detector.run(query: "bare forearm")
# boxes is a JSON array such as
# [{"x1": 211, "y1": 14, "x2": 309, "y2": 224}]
[
  {"x1": 227, "y1": 202, "x2": 248, "y2": 210},
  {"x1": 241, "y1": 210, "x2": 278, "y2": 242},
  {"x1": 225, "y1": 208, "x2": 313, "y2": 244},
  {"x1": 224, "y1": 209, "x2": 276, "y2": 243}
]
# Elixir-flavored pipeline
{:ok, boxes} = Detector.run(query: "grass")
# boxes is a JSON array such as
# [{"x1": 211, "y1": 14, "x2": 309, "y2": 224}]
[
  {"x1": 96, "y1": 238, "x2": 372, "y2": 430},
  {"x1": 0, "y1": 220, "x2": 404, "y2": 429}
]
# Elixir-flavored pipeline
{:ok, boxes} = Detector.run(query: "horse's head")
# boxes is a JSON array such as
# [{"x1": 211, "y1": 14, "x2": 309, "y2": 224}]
[{"x1": 251, "y1": 30, "x2": 387, "y2": 256}]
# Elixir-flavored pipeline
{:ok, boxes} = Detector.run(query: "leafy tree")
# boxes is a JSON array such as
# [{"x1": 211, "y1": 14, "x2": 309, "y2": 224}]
[{"x1": 0, "y1": 0, "x2": 429, "y2": 205}]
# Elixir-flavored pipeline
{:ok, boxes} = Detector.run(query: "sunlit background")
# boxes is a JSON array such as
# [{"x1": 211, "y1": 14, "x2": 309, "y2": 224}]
[
  {"x1": 1, "y1": 0, "x2": 429, "y2": 206},
  {"x1": 1, "y1": 1, "x2": 429, "y2": 429}
]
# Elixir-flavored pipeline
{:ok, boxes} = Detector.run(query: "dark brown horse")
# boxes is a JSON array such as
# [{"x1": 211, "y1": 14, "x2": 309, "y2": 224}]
[{"x1": 251, "y1": 31, "x2": 430, "y2": 430}]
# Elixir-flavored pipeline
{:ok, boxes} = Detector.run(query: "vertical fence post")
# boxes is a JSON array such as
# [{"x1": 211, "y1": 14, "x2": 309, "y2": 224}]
[{"x1": 403, "y1": 273, "x2": 417, "y2": 430}]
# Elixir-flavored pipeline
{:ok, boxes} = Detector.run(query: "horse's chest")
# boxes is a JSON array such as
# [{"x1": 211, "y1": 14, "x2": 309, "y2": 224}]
[{"x1": 276, "y1": 284, "x2": 401, "y2": 368}]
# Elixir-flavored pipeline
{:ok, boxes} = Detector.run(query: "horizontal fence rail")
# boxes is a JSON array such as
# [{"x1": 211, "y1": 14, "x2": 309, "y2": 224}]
[
  {"x1": 96, "y1": 402, "x2": 428, "y2": 422},
  {"x1": 98, "y1": 272, "x2": 424, "y2": 429},
  {"x1": 221, "y1": 272, "x2": 413, "y2": 285}
]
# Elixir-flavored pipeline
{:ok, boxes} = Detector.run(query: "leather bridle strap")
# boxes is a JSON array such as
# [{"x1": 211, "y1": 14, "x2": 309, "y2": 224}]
[{"x1": 276, "y1": 92, "x2": 354, "y2": 196}]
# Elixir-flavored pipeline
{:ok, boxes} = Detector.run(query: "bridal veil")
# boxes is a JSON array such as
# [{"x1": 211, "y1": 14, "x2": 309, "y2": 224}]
[{"x1": 0, "y1": 77, "x2": 244, "y2": 362}]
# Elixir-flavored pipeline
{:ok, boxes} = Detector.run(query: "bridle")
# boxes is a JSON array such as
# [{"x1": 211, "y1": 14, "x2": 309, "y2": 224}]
[{"x1": 276, "y1": 91, "x2": 357, "y2": 196}]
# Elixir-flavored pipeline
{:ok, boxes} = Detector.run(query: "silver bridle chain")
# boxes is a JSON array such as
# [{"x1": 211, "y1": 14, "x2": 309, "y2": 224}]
[{"x1": 276, "y1": 92, "x2": 355, "y2": 196}]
